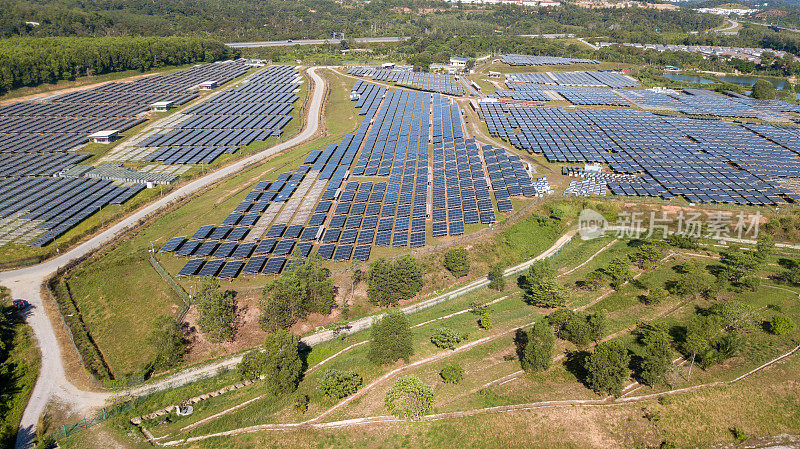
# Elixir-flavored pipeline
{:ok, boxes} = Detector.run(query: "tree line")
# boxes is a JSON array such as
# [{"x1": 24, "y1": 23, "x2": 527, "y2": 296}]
[{"x1": 0, "y1": 36, "x2": 234, "y2": 94}]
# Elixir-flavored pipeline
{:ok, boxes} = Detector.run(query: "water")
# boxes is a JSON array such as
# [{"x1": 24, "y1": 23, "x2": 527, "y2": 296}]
[
  {"x1": 717, "y1": 74, "x2": 788, "y2": 89},
  {"x1": 661, "y1": 73, "x2": 714, "y2": 84},
  {"x1": 662, "y1": 72, "x2": 788, "y2": 89}
]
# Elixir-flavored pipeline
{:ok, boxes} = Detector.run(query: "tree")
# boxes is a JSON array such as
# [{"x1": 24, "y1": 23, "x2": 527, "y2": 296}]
[
  {"x1": 259, "y1": 254, "x2": 336, "y2": 331},
  {"x1": 439, "y1": 364, "x2": 464, "y2": 383},
  {"x1": 548, "y1": 308, "x2": 605, "y2": 348},
  {"x1": 604, "y1": 257, "x2": 633, "y2": 289},
  {"x1": 521, "y1": 322, "x2": 555, "y2": 372},
  {"x1": 385, "y1": 376, "x2": 434, "y2": 419},
  {"x1": 755, "y1": 234, "x2": 774, "y2": 260},
  {"x1": 637, "y1": 325, "x2": 672, "y2": 387},
  {"x1": 718, "y1": 246, "x2": 761, "y2": 286},
  {"x1": 443, "y1": 248, "x2": 470, "y2": 277},
  {"x1": 752, "y1": 79, "x2": 776, "y2": 99},
  {"x1": 585, "y1": 341, "x2": 631, "y2": 397},
  {"x1": 195, "y1": 279, "x2": 237, "y2": 342},
  {"x1": 668, "y1": 261, "x2": 712, "y2": 298},
  {"x1": 147, "y1": 316, "x2": 187, "y2": 371},
  {"x1": 521, "y1": 260, "x2": 567, "y2": 308},
  {"x1": 366, "y1": 256, "x2": 424, "y2": 307},
  {"x1": 318, "y1": 369, "x2": 363, "y2": 399},
  {"x1": 430, "y1": 327, "x2": 464, "y2": 349},
  {"x1": 768, "y1": 314, "x2": 795, "y2": 335},
  {"x1": 369, "y1": 309, "x2": 413, "y2": 364},
  {"x1": 488, "y1": 263, "x2": 506, "y2": 291},
  {"x1": 629, "y1": 241, "x2": 665, "y2": 269},
  {"x1": 262, "y1": 330, "x2": 303, "y2": 394},
  {"x1": 643, "y1": 287, "x2": 667, "y2": 305}
]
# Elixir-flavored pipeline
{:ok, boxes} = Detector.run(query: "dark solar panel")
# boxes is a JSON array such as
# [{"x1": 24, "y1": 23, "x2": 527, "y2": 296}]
[
  {"x1": 254, "y1": 238, "x2": 276, "y2": 255},
  {"x1": 334, "y1": 244, "x2": 353, "y2": 261},
  {"x1": 375, "y1": 230, "x2": 391, "y2": 246},
  {"x1": 318, "y1": 244, "x2": 336, "y2": 259},
  {"x1": 262, "y1": 257, "x2": 286, "y2": 274},
  {"x1": 160, "y1": 236, "x2": 185, "y2": 252},
  {"x1": 409, "y1": 232, "x2": 425, "y2": 247},
  {"x1": 177, "y1": 259, "x2": 204, "y2": 276},
  {"x1": 353, "y1": 245, "x2": 371, "y2": 261},
  {"x1": 392, "y1": 231, "x2": 408, "y2": 247},
  {"x1": 273, "y1": 239, "x2": 296, "y2": 256},
  {"x1": 242, "y1": 255, "x2": 267, "y2": 273},
  {"x1": 218, "y1": 261, "x2": 243, "y2": 279},
  {"x1": 198, "y1": 259, "x2": 224, "y2": 277}
]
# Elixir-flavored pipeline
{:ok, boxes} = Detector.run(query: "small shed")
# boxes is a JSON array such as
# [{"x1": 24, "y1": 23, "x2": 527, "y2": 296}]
[
  {"x1": 150, "y1": 101, "x2": 174, "y2": 112},
  {"x1": 88, "y1": 130, "x2": 119, "y2": 144},
  {"x1": 198, "y1": 80, "x2": 218, "y2": 90}
]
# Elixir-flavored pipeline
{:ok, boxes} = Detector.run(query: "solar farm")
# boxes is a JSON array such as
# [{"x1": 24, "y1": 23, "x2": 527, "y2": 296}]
[
  {"x1": 347, "y1": 67, "x2": 465, "y2": 96},
  {"x1": 500, "y1": 54, "x2": 600, "y2": 66},
  {"x1": 162, "y1": 79, "x2": 551, "y2": 278},
  {"x1": 0, "y1": 60, "x2": 266, "y2": 248}
]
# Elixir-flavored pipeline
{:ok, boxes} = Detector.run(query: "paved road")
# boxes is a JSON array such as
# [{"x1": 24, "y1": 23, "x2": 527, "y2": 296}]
[
  {"x1": 227, "y1": 36, "x2": 409, "y2": 48},
  {"x1": 4, "y1": 67, "x2": 326, "y2": 449}
]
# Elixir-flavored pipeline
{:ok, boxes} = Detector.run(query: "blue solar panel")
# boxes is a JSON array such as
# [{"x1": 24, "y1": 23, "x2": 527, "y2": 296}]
[
  {"x1": 160, "y1": 236, "x2": 185, "y2": 252},
  {"x1": 449, "y1": 221, "x2": 464, "y2": 235},
  {"x1": 254, "y1": 238, "x2": 276, "y2": 255},
  {"x1": 375, "y1": 230, "x2": 391, "y2": 246},
  {"x1": 409, "y1": 232, "x2": 425, "y2": 247},
  {"x1": 262, "y1": 257, "x2": 286, "y2": 274},
  {"x1": 218, "y1": 261, "x2": 244, "y2": 279},
  {"x1": 353, "y1": 245, "x2": 371, "y2": 261},
  {"x1": 318, "y1": 244, "x2": 336, "y2": 259},
  {"x1": 177, "y1": 259, "x2": 204, "y2": 276},
  {"x1": 273, "y1": 239, "x2": 295, "y2": 256},
  {"x1": 334, "y1": 244, "x2": 353, "y2": 261},
  {"x1": 392, "y1": 231, "x2": 408, "y2": 247},
  {"x1": 242, "y1": 255, "x2": 266, "y2": 273},
  {"x1": 198, "y1": 259, "x2": 224, "y2": 277}
]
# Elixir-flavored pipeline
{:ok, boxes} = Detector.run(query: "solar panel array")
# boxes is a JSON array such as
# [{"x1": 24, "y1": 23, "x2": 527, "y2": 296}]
[
  {"x1": 164, "y1": 80, "x2": 544, "y2": 278},
  {"x1": 495, "y1": 85, "x2": 631, "y2": 106},
  {"x1": 136, "y1": 65, "x2": 298, "y2": 164},
  {"x1": 481, "y1": 103, "x2": 800, "y2": 205},
  {"x1": 0, "y1": 61, "x2": 251, "y2": 247},
  {"x1": 507, "y1": 71, "x2": 638, "y2": 88},
  {"x1": 500, "y1": 55, "x2": 600, "y2": 66},
  {"x1": 347, "y1": 67, "x2": 464, "y2": 96}
]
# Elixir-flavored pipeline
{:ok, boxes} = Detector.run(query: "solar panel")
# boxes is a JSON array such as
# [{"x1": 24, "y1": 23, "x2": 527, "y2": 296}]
[
  {"x1": 273, "y1": 239, "x2": 295, "y2": 256},
  {"x1": 160, "y1": 236, "x2": 186, "y2": 252},
  {"x1": 294, "y1": 242, "x2": 313, "y2": 257},
  {"x1": 322, "y1": 228, "x2": 340, "y2": 243},
  {"x1": 198, "y1": 259, "x2": 224, "y2": 277},
  {"x1": 318, "y1": 244, "x2": 336, "y2": 259},
  {"x1": 254, "y1": 238, "x2": 276, "y2": 255},
  {"x1": 392, "y1": 231, "x2": 408, "y2": 247},
  {"x1": 340, "y1": 228, "x2": 358, "y2": 244},
  {"x1": 266, "y1": 224, "x2": 286, "y2": 238},
  {"x1": 242, "y1": 255, "x2": 267, "y2": 273},
  {"x1": 218, "y1": 261, "x2": 244, "y2": 279},
  {"x1": 177, "y1": 259, "x2": 204, "y2": 276},
  {"x1": 409, "y1": 232, "x2": 425, "y2": 247},
  {"x1": 195, "y1": 241, "x2": 219, "y2": 257},
  {"x1": 262, "y1": 257, "x2": 286, "y2": 274},
  {"x1": 353, "y1": 245, "x2": 372, "y2": 261},
  {"x1": 176, "y1": 240, "x2": 200, "y2": 256},
  {"x1": 375, "y1": 230, "x2": 391, "y2": 246},
  {"x1": 449, "y1": 221, "x2": 464, "y2": 235},
  {"x1": 334, "y1": 244, "x2": 353, "y2": 261},
  {"x1": 192, "y1": 225, "x2": 214, "y2": 240},
  {"x1": 284, "y1": 225, "x2": 304, "y2": 239},
  {"x1": 432, "y1": 221, "x2": 448, "y2": 237}
]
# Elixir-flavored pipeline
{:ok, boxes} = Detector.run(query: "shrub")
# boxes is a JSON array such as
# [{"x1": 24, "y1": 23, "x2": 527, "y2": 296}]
[
  {"x1": 293, "y1": 394, "x2": 309, "y2": 413},
  {"x1": 478, "y1": 312, "x2": 493, "y2": 330},
  {"x1": 520, "y1": 323, "x2": 555, "y2": 372},
  {"x1": 318, "y1": 369, "x2": 363, "y2": 399},
  {"x1": 643, "y1": 287, "x2": 667, "y2": 305},
  {"x1": 430, "y1": 327, "x2": 464, "y2": 349},
  {"x1": 768, "y1": 314, "x2": 795, "y2": 335},
  {"x1": 443, "y1": 248, "x2": 470, "y2": 277},
  {"x1": 259, "y1": 254, "x2": 335, "y2": 331},
  {"x1": 439, "y1": 364, "x2": 464, "y2": 383},
  {"x1": 488, "y1": 264, "x2": 506, "y2": 291},
  {"x1": 369, "y1": 309, "x2": 413, "y2": 364},
  {"x1": 385, "y1": 376, "x2": 435, "y2": 419},
  {"x1": 236, "y1": 330, "x2": 303, "y2": 395},
  {"x1": 367, "y1": 256, "x2": 424, "y2": 306},
  {"x1": 548, "y1": 308, "x2": 605, "y2": 347},
  {"x1": 195, "y1": 279, "x2": 237, "y2": 342},
  {"x1": 585, "y1": 341, "x2": 631, "y2": 397},
  {"x1": 147, "y1": 315, "x2": 187, "y2": 371}
]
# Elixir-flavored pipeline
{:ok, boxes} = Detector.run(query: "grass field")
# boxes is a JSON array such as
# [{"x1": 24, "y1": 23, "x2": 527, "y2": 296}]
[
  {"x1": 54, "y1": 234, "x2": 800, "y2": 448},
  {"x1": 0, "y1": 288, "x2": 41, "y2": 449}
]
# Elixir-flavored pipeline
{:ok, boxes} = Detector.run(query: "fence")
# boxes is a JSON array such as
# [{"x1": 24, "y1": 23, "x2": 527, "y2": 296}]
[
  {"x1": 59, "y1": 396, "x2": 146, "y2": 439},
  {"x1": 149, "y1": 254, "x2": 192, "y2": 321}
]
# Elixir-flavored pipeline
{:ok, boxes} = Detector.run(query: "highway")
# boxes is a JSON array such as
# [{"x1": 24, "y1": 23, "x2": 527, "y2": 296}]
[
  {"x1": 227, "y1": 36, "x2": 409, "y2": 48},
  {"x1": 4, "y1": 67, "x2": 327, "y2": 449}
]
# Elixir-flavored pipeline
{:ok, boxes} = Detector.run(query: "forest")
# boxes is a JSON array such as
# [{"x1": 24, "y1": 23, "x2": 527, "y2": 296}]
[
  {"x1": 0, "y1": 0, "x2": 723, "y2": 41},
  {"x1": 0, "y1": 36, "x2": 235, "y2": 94}
]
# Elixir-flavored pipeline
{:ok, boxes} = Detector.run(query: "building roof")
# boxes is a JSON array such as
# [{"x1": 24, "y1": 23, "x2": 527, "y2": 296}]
[
  {"x1": 450, "y1": 56, "x2": 471, "y2": 63},
  {"x1": 88, "y1": 130, "x2": 119, "y2": 139}
]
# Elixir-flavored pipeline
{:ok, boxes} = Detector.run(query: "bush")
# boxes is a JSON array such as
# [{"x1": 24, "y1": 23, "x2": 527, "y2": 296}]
[
  {"x1": 367, "y1": 256, "x2": 424, "y2": 306},
  {"x1": 318, "y1": 369, "x2": 363, "y2": 399},
  {"x1": 369, "y1": 309, "x2": 413, "y2": 364},
  {"x1": 520, "y1": 260, "x2": 568, "y2": 308},
  {"x1": 443, "y1": 248, "x2": 470, "y2": 277},
  {"x1": 439, "y1": 364, "x2": 464, "y2": 383},
  {"x1": 195, "y1": 279, "x2": 237, "y2": 343},
  {"x1": 478, "y1": 312, "x2": 493, "y2": 330},
  {"x1": 585, "y1": 341, "x2": 631, "y2": 397},
  {"x1": 430, "y1": 327, "x2": 464, "y2": 349},
  {"x1": 604, "y1": 257, "x2": 633, "y2": 289},
  {"x1": 643, "y1": 287, "x2": 667, "y2": 305},
  {"x1": 548, "y1": 309, "x2": 605, "y2": 348},
  {"x1": 236, "y1": 330, "x2": 303, "y2": 395},
  {"x1": 147, "y1": 315, "x2": 187, "y2": 371},
  {"x1": 520, "y1": 323, "x2": 555, "y2": 372},
  {"x1": 488, "y1": 264, "x2": 506, "y2": 291},
  {"x1": 768, "y1": 314, "x2": 795, "y2": 335},
  {"x1": 259, "y1": 254, "x2": 336, "y2": 331},
  {"x1": 385, "y1": 376, "x2": 435, "y2": 419},
  {"x1": 294, "y1": 394, "x2": 309, "y2": 413}
]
